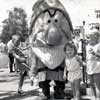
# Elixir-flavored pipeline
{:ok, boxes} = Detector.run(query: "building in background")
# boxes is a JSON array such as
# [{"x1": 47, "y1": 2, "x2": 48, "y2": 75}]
[
  {"x1": 74, "y1": 9, "x2": 100, "y2": 37},
  {"x1": 88, "y1": 9, "x2": 100, "y2": 31}
]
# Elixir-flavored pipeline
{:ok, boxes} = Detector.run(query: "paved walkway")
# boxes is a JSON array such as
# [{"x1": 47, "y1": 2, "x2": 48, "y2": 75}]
[{"x1": 0, "y1": 67, "x2": 91, "y2": 100}]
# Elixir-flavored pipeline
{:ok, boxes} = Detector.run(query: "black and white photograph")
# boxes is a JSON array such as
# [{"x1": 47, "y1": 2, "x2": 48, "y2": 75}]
[{"x1": 0, "y1": 0, "x2": 100, "y2": 100}]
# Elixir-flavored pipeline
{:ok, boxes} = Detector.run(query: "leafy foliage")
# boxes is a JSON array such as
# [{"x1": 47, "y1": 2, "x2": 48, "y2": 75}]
[{"x1": 1, "y1": 7, "x2": 28, "y2": 43}]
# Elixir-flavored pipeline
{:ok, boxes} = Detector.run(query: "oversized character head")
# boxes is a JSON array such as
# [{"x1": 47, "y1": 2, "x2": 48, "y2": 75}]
[
  {"x1": 29, "y1": 0, "x2": 73, "y2": 69},
  {"x1": 29, "y1": 0, "x2": 73, "y2": 47}
]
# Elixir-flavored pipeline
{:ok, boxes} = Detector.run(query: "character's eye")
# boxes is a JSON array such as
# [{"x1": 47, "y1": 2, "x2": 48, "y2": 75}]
[
  {"x1": 47, "y1": 19, "x2": 51, "y2": 23},
  {"x1": 86, "y1": 36, "x2": 90, "y2": 39},
  {"x1": 55, "y1": 19, "x2": 58, "y2": 23}
]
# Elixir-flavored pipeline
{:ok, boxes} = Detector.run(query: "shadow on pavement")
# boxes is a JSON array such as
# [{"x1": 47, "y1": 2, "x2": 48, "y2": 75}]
[
  {"x1": 0, "y1": 73, "x2": 20, "y2": 83},
  {"x1": 0, "y1": 90, "x2": 39, "y2": 100},
  {"x1": 0, "y1": 91, "x2": 16, "y2": 97},
  {"x1": 0, "y1": 74, "x2": 19, "y2": 78}
]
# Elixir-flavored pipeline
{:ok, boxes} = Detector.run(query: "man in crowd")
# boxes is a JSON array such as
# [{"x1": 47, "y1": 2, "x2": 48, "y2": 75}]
[{"x1": 7, "y1": 35, "x2": 20, "y2": 72}]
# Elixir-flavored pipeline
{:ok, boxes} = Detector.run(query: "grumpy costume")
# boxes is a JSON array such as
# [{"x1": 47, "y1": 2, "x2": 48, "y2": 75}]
[{"x1": 29, "y1": 0, "x2": 73, "y2": 99}]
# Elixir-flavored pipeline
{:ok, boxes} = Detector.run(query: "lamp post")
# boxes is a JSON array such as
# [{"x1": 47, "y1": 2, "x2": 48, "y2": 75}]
[{"x1": 81, "y1": 20, "x2": 87, "y2": 85}]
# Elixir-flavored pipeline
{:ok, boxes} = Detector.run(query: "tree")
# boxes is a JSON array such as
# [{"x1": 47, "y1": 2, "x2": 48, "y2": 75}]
[{"x1": 1, "y1": 7, "x2": 28, "y2": 43}]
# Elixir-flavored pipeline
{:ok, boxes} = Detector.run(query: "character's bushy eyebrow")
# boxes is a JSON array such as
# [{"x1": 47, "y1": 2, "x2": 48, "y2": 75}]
[{"x1": 44, "y1": 9, "x2": 57, "y2": 17}]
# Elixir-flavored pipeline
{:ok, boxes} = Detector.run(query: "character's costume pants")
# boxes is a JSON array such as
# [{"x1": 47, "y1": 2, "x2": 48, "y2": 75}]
[{"x1": 39, "y1": 80, "x2": 65, "y2": 98}]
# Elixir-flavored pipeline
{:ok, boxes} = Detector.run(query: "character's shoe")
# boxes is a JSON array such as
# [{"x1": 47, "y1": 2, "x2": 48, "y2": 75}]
[
  {"x1": 54, "y1": 93, "x2": 65, "y2": 99},
  {"x1": 42, "y1": 96, "x2": 50, "y2": 100},
  {"x1": 42, "y1": 94, "x2": 50, "y2": 100},
  {"x1": 54, "y1": 88, "x2": 66, "y2": 99},
  {"x1": 42, "y1": 87, "x2": 50, "y2": 100},
  {"x1": 39, "y1": 92, "x2": 50, "y2": 100}
]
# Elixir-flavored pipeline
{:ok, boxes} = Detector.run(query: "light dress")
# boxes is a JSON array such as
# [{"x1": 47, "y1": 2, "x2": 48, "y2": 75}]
[
  {"x1": 86, "y1": 43, "x2": 100, "y2": 75},
  {"x1": 65, "y1": 55, "x2": 82, "y2": 82}
]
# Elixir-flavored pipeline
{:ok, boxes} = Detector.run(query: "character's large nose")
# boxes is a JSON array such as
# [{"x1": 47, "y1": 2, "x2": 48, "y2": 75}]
[{"x1": 46, "y1": 25, "x2": 62, "y2": 46}]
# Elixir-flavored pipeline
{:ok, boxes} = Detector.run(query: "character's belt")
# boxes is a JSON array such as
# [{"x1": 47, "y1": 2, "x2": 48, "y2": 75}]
[
  {"x1": 37, "y1": 66, "x2": 64, "y2": 72},
  {"x1": 37, "y1": 60, "x2": 65, "y2": 72}
]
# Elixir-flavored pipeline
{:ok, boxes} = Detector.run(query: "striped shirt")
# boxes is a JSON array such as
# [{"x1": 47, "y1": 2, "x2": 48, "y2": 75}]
[{"x1": 12, "y1": 46, "x2": 30, "y2": 72}]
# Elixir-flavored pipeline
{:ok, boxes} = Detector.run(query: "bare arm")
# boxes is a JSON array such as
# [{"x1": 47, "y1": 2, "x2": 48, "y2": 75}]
[
  {"x1": 76, "y1": 55, "x2": 83, "y2": 67},
  {"x1": 89, "y1": 48, "x2": 100, "y2": 61},
  {"x1": 63, "y1": 60, "x2": 68, "y2": 80},
  {"x1": 64, "y1": 66, "x2": 67, "y2": 77},
  {"x1": 13, "y1": 53, "x2": 20, "y2": 59},
  {"x1": 22, "y1": 45, "x2": 31, "y2": 50}
]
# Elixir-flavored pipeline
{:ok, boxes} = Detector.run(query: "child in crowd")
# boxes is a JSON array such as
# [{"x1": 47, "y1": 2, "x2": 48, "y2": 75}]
[
  {"x1": 86, "y1": 29, "x2": 100, "y2": 100},
  {"x1": 63, "y1": 42, "x2": 83, "y2": 100},
  {"x1": 11, "y1": 34, "x2": 29, "y2": 94}
]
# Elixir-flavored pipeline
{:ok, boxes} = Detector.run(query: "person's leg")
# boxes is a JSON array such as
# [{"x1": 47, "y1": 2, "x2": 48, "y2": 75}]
[
  {"x1": 74, "y1": 79, "x2": 81, "y2": 100},
  {"x1": 71, "y1": 82, "x2": 76, "y2": 100},
  {"x1": 14, "y1": 59, "x2": 18, "y2": 72},
  {"x1": 95, "y1": 81, "x2": 100, "y2": 100},
  {"x1": 94, "y1": 73, "x2": 100, "y2": 100},
  {"x1": 9, "y1": 53, "x2": 14, "y2": 72},
  {"x1": 18, "y1": 71, "x2": 25, "y2": 94},
  {"x1": 88, "y1": 74, "x2": 96, "y2": 100}
]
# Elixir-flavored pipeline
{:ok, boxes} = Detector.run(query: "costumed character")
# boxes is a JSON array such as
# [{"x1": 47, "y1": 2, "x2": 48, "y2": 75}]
[{"x1": 29, "y1": 0, "x2": 73, "y2": 99}]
